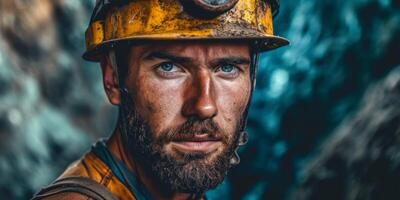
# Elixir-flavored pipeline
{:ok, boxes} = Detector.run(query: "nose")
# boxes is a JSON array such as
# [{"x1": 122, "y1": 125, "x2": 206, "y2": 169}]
[{"x1": 182, "y1": 70, "x2": 218, "y2": 120}]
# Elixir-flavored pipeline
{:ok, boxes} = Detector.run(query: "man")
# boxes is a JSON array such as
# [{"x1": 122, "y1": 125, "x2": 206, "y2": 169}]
[{"x1": 33, "y1": 0, "x2": 288, "y2": 199}]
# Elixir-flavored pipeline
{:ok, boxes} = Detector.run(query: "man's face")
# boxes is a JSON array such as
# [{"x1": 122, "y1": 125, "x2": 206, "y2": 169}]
[{"x1": 116, "y1": 41, "x2": 252, "y2": 193}]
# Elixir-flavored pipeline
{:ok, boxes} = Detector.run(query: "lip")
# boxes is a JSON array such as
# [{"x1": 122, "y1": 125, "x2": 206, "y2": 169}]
[{"x1": 170, "y1": 134, "x2": 222, "y2": 153}]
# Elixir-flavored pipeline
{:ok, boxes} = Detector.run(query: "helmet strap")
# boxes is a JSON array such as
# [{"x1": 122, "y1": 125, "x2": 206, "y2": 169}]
[{"x1": 230, "y1": 51, "x2": 259, "y2": 165}]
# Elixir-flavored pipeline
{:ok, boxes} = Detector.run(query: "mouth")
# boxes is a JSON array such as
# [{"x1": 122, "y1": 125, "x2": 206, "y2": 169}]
[{"x1": 170, "y1": 134, "x2": 222, "y2": 153}]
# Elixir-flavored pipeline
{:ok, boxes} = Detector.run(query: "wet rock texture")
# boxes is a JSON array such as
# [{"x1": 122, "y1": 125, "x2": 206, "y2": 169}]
[
  {"x1": 0, "y1": 0, "x2": 399, "y2": 199},
  {"x1": 291, "y1": 68, "x2": 400, "y2": 200},
  {"x1": 0, "y1": 1, "x2": 116, "y2": 199}
]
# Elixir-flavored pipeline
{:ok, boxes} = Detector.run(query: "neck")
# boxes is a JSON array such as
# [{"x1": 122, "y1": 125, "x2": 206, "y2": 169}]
[{"x1": 106, "y1": 126, "x2": 203, "y2": 200}]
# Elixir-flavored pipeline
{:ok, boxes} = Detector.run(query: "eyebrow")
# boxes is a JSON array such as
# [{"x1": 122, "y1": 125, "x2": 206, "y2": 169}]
[
  {"x1": 143, "y1": 51, "x2": 251, "y2": 66},
  {"x1": 143, "y1": 51, "x2": 193, "y2": 64},
  {"x1": 212, "y1": 57, "x2": 251, "y2": 66}
]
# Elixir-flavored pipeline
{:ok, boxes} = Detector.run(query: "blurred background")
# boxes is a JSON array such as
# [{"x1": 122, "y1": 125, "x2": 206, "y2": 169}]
[{"x1": 0, "y1": 0, "x2": 399, "y2": 199}]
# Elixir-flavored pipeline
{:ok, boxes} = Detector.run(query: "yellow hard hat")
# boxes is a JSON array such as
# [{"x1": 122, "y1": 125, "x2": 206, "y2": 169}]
[{"x1": 83, "y1": 0, "x2": 290, "y2": 62}]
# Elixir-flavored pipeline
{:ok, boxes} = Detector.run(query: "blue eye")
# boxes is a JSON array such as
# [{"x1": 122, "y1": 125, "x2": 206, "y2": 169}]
[
  {"x1": 217, "y1": 64, "x2": 240, "y2": 78},
  {"x1": 220, "y1": 64, "x2": 235, "y2": 73},
  {"x1": 155, "y1": 62, "x2": 184, "y2": 78},
  {"x1": 159, "y1": 63, "x2": 175, "y2": 72}
]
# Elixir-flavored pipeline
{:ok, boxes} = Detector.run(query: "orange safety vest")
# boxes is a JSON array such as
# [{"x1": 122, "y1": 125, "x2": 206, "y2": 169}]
[{"x1": 57, "y1": 151, "x2": 137, "y2": 200}]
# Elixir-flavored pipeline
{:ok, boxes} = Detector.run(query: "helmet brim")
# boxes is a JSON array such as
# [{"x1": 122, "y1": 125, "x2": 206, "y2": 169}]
[{"x1": 82, "y1": 34, "x2": 289, "y2": 62}]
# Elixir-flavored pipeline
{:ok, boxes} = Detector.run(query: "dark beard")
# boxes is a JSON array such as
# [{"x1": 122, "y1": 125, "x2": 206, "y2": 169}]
[{"x1": 119, "y1": 92, "x2": 241, "y2": 194}]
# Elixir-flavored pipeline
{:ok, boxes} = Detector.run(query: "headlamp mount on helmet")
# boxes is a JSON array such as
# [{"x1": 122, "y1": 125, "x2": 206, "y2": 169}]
[
  {"x1": 179, "y1": 0, "x2": 239, "y2": 19},
  {"x1": 90, "y1": 0, "x2": 281, "y2": 24}
]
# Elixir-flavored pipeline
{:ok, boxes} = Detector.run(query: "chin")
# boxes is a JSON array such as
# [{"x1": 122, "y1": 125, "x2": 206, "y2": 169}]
[{"x1": 148, "y1": 144, "x2": 234, "y2": 193}]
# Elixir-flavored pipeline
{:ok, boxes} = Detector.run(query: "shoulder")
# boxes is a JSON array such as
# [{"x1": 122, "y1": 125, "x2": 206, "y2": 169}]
[
  {"x1": 37, "y1": 192, "x2": 92, "y2": 200},
  {"x1": 34, "y1": 152, "x2": 105, "y2": 200},
  {"x1": 33, "y1": 176, "x2": 111, "y2": 200},
  {"x1": 34, "y1": 150, "x2": 135, "y2": 200}
]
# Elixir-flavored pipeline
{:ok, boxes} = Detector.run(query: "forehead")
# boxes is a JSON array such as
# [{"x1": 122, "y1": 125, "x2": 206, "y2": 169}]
[{"x1": 128, "y1": 40, "x2": 251, "y2": 59}]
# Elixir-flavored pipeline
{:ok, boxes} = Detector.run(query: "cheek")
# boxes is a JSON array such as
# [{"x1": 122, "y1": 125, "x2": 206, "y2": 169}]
[
  {"x1": 134, "y1": 75, "x2": 185, "y2": 134},
  {"x1": 215, "y1": 78, "x2": 251, "y2": 134}
]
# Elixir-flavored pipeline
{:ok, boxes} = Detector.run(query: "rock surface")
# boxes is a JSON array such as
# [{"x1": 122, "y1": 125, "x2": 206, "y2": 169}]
[{"x1": 292, "y1": 67, "x2": 400, "y2": 200}]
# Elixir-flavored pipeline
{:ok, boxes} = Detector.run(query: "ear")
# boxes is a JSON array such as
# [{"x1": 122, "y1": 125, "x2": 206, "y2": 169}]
[{"x1": 100, "y1": 55, "x2": 121, "y2": 105}]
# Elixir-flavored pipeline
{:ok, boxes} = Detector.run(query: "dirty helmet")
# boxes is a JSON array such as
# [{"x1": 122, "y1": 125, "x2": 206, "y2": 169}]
[{"x1": 83, "y1": 0, "x2": 289, "y2": 62}]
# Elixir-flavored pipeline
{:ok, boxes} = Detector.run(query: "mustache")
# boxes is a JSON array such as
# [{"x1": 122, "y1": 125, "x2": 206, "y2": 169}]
[{"x1": 157, "y1": 118, "x2": 229, "y2": 144}]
